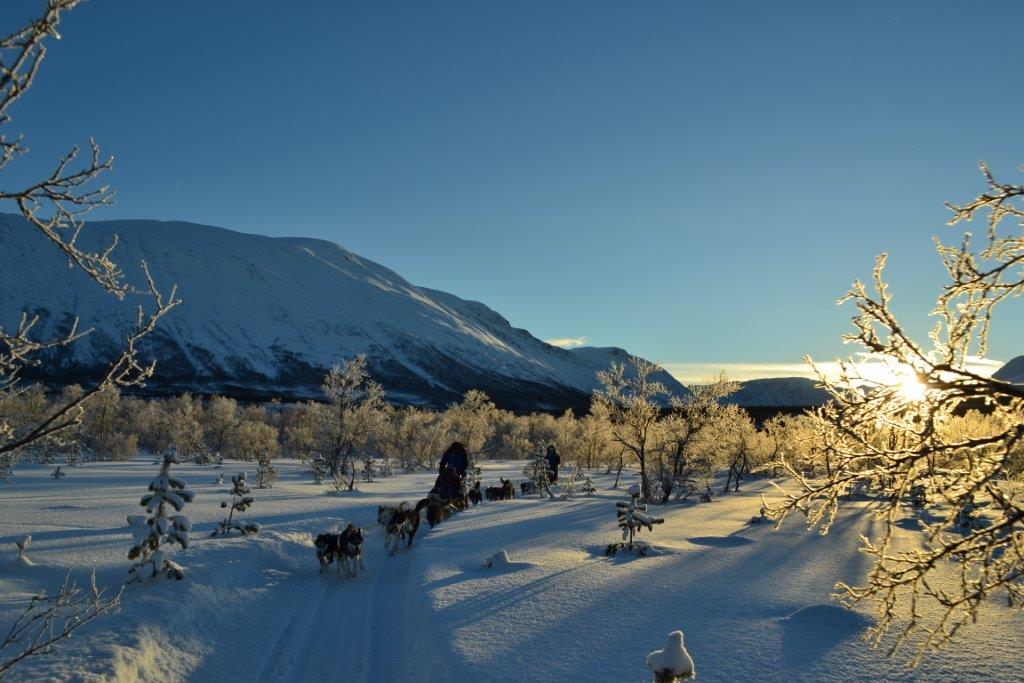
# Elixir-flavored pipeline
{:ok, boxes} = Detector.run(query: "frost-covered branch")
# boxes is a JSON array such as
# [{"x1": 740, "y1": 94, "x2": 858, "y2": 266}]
[
  {"x1": 767, "y1": 162, "x2": 1024, "y2": 664},
  {"x1": 0, "y1": 1, "x2": 179, "y2": 477}
]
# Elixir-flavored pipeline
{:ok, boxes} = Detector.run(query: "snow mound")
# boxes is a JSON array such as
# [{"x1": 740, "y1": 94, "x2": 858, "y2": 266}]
[
  {"x1": 646, "y1": 630, "x2": 695, "y2": 680},
  {"x1": 779, "y1": 604, "x2": 874, "y2": 666},
  {"x1": 484, "y1": 550, "x2": 512, "y2": 569}
]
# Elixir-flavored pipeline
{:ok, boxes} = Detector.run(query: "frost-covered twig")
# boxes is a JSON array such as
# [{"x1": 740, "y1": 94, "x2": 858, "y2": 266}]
[{"x1": 0, "y1": 571, "x2": 121, "y2": 677}]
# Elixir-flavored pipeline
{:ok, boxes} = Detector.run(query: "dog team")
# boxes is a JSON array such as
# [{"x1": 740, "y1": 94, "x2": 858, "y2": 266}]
[{"x1": 314, "y1": 442, "x2": 562, "y2": 576}]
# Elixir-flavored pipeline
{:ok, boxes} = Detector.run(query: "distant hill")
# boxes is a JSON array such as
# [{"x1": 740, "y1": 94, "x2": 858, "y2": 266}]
[
  {"x1": 726, "y1": 376, "x2": 830, "y2": 408},
  {"x1": 0, "y1": 213, "x2": 686, "y2": 412},
  {"x1": 993, "y1": 356, "x2": 1024, "y2": 384}
]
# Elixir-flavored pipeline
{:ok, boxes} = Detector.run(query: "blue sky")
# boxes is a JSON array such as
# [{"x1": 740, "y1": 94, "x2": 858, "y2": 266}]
[{"x1": 6, "y1": 1, "x2": 1023, "y2": 380}]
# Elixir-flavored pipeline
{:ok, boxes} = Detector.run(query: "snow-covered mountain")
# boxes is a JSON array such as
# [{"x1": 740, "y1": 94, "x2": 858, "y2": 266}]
[
  {"x1": 0, "y1": 213, "x2": 685, "y2": 411},
  {"x1": 726, "y1": 377, "x2": 830, "y2": 408},
  {"x1": 993, "y1": 356, "x2": 1024, "y2": 385}
]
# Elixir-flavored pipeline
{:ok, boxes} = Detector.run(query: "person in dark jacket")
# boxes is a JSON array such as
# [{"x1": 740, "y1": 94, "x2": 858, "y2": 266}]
[
  {"x1": 545, "y1": 444, "x2": 561, "y2": 484},
  {"x1": 438, "y1": 442, "x2": 469, "y2": 478}
]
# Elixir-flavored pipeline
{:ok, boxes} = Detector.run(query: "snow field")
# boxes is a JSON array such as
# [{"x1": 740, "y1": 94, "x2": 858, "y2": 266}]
[{"x1": 1, "y1": 458, "x2": 1023, "y2": 681}]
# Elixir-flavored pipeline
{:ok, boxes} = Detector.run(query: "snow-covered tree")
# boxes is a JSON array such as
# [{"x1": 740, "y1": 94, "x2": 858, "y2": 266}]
[
  {"x1": 606, "y1": 483, "x2": 664, "y2": 556},
  {"x1": 316, "y1": 357, "x2": 386, "y2": 492},
  {"x1": 224, "y1": 419, "x2": 279, "y2": 463},
  {"x1": 201, "y1": 395, "x2": 238, "y2": 455},
  {"x1": 768, "y1": 162, "x2": 1024, "y2": 663},
  {"x1": 308, "y1": 453, "x2": 328, "y2": 485},
  {"x1": 361, "y1": 457, "x2": 375, "y2": 483},
  {"x1": 211, "y1": 472, "x2": 259, "y2": 536},
  {"x1": 561, "y1": 466, "x2": 596, "y2": 498},
  {"x1": 127, "y1": 453, "x2": 194, "y2": 581},
  {"x1": 653, "y1": 375, "x2": 739, "y2": 503},
  {"x1": 445, "y1": 390, "x2": 498, "y2": 458},
  {"x1": 593, "y1": 358, "x2": 668, "y2": 501},
  {"x1": 254, "y1": 454, "x2": 277, "y2": 489},
  {"x1": 161, "y1": 394, "x2": 206, "y2": 461}
]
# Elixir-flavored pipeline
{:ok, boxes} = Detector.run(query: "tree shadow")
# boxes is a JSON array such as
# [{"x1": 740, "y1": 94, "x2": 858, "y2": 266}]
[
  {"x1": 778, "y1": 604, "x2": 874, "y2": 668},
  {"x1": 687, "y1": 535, "x2": 755, "y2": 548}
]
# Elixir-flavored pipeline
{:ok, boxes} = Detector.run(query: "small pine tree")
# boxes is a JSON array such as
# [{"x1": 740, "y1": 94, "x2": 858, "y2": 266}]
[
  {"x1": 606, "y1": 483, "x2": 664, "y2": 556},
  {"x1": 523, "y1": 451, "x2": 553, "y2": 498},
  {"x1": 909, "y1": 482, "x2": 927, "y2": 508},
  {"x1": 255, "y1": 456, "x2": 278, "y2": 489},
  {"x1": 308, "y1": 454, "x2": 328, "y2": 485},
  {"x1": 955, "y1": 492, "x2": 979, "y2": 528},
  {"x1": 582, "y1": 472, "x2": 596, "y2": 496},
  {"x1": 561, "y1": 466, "x2": 596, "y2": 499},
  {"x1": 212, "y1": 472, "x2": 260, "y2": 537},
  {"x1": 15, "y1": 535, "x2": 31, "y2": 563},
  {"x1": 127, "y1": 453, "x2": 194, "y2": 582}
]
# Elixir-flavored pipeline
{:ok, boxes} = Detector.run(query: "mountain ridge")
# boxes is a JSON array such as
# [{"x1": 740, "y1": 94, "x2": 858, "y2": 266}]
[{"x1": 0, "y1": 213, "x2": 686, "y2": 412}]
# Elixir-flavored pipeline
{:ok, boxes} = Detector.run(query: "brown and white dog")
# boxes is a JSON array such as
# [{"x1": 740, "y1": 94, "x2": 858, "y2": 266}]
[
  {"x1": 315, "y1": 524, "x2": 365, "y2": 576},
  {"x1": 415, "y1": 496, "x2": 456, "y2": 528},
  {"x1": 378, "y1": 502, "x2": 421, "y2": 556}
]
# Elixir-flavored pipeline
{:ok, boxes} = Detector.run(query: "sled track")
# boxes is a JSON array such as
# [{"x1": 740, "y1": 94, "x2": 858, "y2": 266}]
[
  {"x1": 255, "y1": 575, "x2": 332, "y2": 682},
  {"x1": 253, "y1": 527, "x2": 421, "y2": 682}
]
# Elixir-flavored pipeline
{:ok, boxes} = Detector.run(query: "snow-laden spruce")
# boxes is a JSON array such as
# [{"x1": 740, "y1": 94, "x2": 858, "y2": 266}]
[
  {"x1": 127, "y1": 453, "x2": 194, "y2": 582},
  {"x1": 211, "y1": 472, "x2": 260, "y2": 537},
  {"x1": 646, "y1": 630, "x2": 695, "y2": 682},
  {"x1": 15, "y1": 535, "x2": 31, "y2": 565},
  {"x1": 606, "y1": 483, "x2": 664, "y2": 556},
  {"x1": 522, "y1": 450, "x2": 553, "y2": 499},
  {"x1": 255, "y1": 456, "x2": 278, "y2": 489}
]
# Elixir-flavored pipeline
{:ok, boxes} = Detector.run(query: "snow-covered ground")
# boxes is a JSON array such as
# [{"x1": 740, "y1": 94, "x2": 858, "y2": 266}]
[{"x1": 1, "y1": 458, "x2": 1023, "y2": 682}]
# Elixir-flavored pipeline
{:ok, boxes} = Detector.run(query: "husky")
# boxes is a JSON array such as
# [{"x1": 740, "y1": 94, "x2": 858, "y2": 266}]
[
  {"x1": 378, "y1": 502, "x2": 421, "y2": 555},
  {"x1": 416, "y1": 495, "x2": 456, "y2": 528},
  {"x1": 315, "y1": 524, "x2": 365, "y2": 576},
  {"x1": 467, "y1": 481, "x2": 482, "y2": 506}
]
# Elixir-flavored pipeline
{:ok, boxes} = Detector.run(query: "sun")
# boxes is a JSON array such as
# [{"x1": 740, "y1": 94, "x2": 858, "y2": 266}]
[{"x1": 895, "y1": 374, "x2": 928, "y2": 403}]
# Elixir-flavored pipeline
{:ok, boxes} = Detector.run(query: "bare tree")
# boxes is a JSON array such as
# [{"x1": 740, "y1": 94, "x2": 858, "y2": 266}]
[
  {"x1": 0, "y1": 0, "x2": 179, "y2": 474},
  {"x1": 0, "y1": 571, "x2": 121, "y2": 677},
  {"x1": 767, "y1": 162, "x2": 1024, "y2": 664}
]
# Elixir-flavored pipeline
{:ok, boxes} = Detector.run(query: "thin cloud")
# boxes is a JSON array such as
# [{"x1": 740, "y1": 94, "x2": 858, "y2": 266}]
[
  {"x1": 664, "y1": 356, "x2": 1005, "y2": 385},
  {"x1": 546, "y1": 336, "x2": 588, "y2": 349}
]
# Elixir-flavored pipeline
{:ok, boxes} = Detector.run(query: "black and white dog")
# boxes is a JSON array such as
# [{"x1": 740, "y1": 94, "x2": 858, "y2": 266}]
[
  {"x1": 315, "y1": 524, "x2": 365, "y2": 576},
  {"x1": 378, "y1": 502, "x2": 420, "y2": 556}
]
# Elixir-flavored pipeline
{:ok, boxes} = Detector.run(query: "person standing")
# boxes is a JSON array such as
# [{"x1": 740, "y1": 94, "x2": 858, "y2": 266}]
[{"x1": 545, "y1": 444, "x2": 561, "y2": 484}]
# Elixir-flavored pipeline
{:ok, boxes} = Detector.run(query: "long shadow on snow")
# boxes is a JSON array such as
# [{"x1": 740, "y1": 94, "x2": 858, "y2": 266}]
[{"x1": 436, "y1": 502, "x2": 882, "y2": 682}]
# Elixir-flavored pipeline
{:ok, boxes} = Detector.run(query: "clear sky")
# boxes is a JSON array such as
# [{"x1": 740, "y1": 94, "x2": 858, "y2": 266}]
[{"x1": 6, "y1": 1, "x2": 1023, "y2": 381}]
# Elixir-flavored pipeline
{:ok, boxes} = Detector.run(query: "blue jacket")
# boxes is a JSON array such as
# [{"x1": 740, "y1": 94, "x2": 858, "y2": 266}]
[{"x1": 439, "y1": 448, "x2": 469, "y2": 477}]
